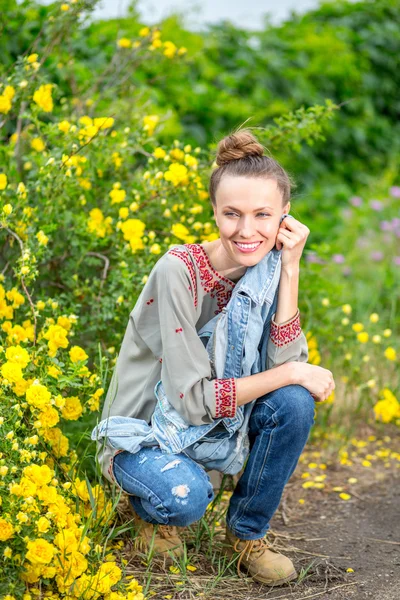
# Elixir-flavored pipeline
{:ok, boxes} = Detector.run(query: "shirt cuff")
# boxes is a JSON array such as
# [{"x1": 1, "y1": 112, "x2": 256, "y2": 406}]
[
  {"x1": 269, "y1": 309, "x2": 302, "y2": 348},
  {"x1": 214, "y1": 378, "x2": 237, "y2": 419}
]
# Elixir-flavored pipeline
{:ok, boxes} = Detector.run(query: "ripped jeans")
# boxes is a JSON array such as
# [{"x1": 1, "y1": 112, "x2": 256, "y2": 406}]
[{"x1": 112, "y1": 384, "x2": 315, "y2": 540}]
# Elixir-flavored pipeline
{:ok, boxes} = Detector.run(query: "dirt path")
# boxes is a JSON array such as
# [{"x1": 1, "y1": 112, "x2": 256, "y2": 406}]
[{"x1": 265, "y1": 471, "x2": 400, "y2": 599}]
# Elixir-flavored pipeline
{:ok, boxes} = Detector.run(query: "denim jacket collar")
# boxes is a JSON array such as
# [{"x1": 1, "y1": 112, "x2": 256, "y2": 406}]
[{"x1": 234, "y1": 247, "x2": 281, "y2": 306}]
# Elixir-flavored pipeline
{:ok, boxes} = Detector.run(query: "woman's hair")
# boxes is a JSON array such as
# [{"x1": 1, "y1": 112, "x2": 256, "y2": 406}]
[{"x1": 209, "y1": 128, "x2": 294, "y2": 207}]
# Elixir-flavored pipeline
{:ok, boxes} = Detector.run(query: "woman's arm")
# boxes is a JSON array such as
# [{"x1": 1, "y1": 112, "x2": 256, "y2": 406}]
[
  {"x1": 235, "y1": 362, "x2": 297, "y2": 407},
  {"x1": 274, "y1": 264, "x2": 299, "y2": 324}
]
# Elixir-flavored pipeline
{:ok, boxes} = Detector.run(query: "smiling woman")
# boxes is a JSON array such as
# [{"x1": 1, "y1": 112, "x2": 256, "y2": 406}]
[{"x1": 96, "y1": 126, "x2": 334, "y2": 589}]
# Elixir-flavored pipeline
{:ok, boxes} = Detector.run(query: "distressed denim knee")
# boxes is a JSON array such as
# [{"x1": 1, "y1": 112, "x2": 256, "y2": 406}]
[{"x1": 113, "y1": 448, "x2": 214, "y2": 527}]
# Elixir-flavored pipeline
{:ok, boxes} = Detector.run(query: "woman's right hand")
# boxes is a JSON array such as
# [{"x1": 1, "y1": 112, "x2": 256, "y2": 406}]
[{"x1": 290, "y1": 362, "x2": 335, "y2": 403}]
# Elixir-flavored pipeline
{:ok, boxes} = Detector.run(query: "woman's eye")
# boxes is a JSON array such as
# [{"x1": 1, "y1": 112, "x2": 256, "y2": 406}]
[{"x1": 224, "y1": 212, "x2": 270, "y2": 217}]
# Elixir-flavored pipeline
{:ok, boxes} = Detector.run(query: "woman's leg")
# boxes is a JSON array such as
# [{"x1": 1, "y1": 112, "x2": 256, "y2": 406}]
[
  {"x1": 226, "y1": 384, "x2": 315, "y2": 540},
  {"x1": 113, "y1": 446, "x2": 214, "y2": 527}
]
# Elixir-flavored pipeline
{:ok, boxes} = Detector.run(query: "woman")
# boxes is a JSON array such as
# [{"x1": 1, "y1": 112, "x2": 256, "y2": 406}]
[{"x1": 94, "y1": 129, "x2": 335, "y2": 587}]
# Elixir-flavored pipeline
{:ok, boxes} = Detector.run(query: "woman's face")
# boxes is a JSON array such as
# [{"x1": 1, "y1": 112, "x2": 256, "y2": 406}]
[{"x1": 213, "y1": 175, "x2": 290, "y2": 268}]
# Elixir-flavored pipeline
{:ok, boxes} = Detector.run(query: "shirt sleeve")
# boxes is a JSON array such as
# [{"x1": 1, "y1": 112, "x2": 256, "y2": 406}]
[
  {"x1": 266, "y1": 309, "x2": 309, "y2": 370},
  {"x1": 134, "y1": 252, "x2": 237, "y2": 426}
]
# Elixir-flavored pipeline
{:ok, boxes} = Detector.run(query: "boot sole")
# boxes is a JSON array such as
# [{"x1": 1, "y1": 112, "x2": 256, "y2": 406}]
[{"x1": 224, "y1": 546, "x2": 298, "y2": 586}]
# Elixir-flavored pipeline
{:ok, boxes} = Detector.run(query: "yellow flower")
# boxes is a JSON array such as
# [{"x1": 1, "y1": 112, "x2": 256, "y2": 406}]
[
  {"x1": 33, "y1": 84, "x2": 53, "y2": 112},
  {"x1": 117, "y1": 37, "x2": 132, "y2": 48},
  {"x1": 24, "y1": 464, "x2": 53, "y2": 486},
  {"x1": 47, "y1": 365, "x2": 61, "y2": 379},
  {"x1": 142, "y1": 114, "x2": 159, "y2": 135},
  {"x1": 61, "y1": 396, "x2": 83, "y2": 420},
  {"x1": 26, "y1": 382, "x2": 52, "y2": 409},
  {"x1": 153, "y1": 147, "x2": 166, "y2": 159},
  {"x1": 357, "y1": 332, "x2": 369, "y2": 343},
  {"x1": 27, "y1": 53, "x2": 38, "y2": 63},
  {"x1": 36, "y1": 517, "x2": 51, "y2": 533},
  {"x1": 3, "y1": 204, "x2": 12, "y2": 215},
  {"x1": 369, "y1": 313, "x2": 379, "y2": 323},
  {"x1": 42, "y1": 427, "x2": 69, "y2": 457},
  {"x1": 164, "y1": 163, "x2": 189, "y2": 186},
  {"x1": 0, "y1": 173, "x2": 7, "y2": 190},
  {"x1": 6, "y1": 344, "x2": 30, "y2": 368},
  {"x1": 25, "y1": 538, "x2": 56, "y2": 565},
  {"x1": 39, "y1": 406, "x2": 60, "y2": 428},
  {"x1": 150, "y1": 243, "x2": 161, "y2": 255},
  {"x1": 339, "y1": 493, "x2": 351, "y2": 500},
  {"x1": 139, "y1": 26, "x2": 150, "y2": 36},
  {"x1": 119, "y1": 207, "x2": 129, "y2": 219},
  {"x1": 1, "y1": 361, "x2": 23, "y2": 383},
  {"x1": 36, "y1": 230, "x2": 49, "y2": 246},
  {"x1": 58, "y1": 120, "x2": 71, "y2": 133},
  {"x1": 0, "y1": 518, "x2": 14, "y2": 541},
  {"x1": 352, "y1": 322, "x2": 364, "y2": 333},
  {"x1": 109, "y1": 188, "x2": 126, "y2": 204},
  {"x1": 384, "y1": 347, "x2": 397, "y2": 361},
  {"x1": 383, "y1": 329, "x2": 392, "y2": 337},
  {"x1": 0, "y1": 94, "x2": 12, "y2": 114},
  {"x1": 60, "y1": 3, "x2": 70, "y2": 11},
  {"x1": 43, "y1": 324, "x2": 69, "y2": 356},
  {"x1": 341, "y1": 304, "x2": 352, "y2": 314},
  {"x1": 69, "y1": 345, "x2": 88, "y2": 363},
  {"x1": 30, "y1": 137, "x2": 45, "y2": 152}
]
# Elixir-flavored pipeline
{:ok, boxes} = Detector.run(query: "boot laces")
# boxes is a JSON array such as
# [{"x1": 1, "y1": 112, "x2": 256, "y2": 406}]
[
  {"x1": 233, "y1": 537, "x2": 275, "y2": 578},
  {"x1": 157, "y1": 524, "x2": 178, "y2": 539}
]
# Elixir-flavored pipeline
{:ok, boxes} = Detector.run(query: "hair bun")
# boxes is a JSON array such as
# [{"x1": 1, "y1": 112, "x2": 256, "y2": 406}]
[{"x1": 216, "y1": 129, "x2": 264, "y2": 167}]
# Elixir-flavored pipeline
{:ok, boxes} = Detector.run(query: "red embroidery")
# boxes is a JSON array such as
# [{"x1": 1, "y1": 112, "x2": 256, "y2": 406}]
[
  {"x1": 186, "y1": 244, "x2": 235, "y2": 314},
  {"x1": 175, "y1": 327, "x2": 183, "y2": 333},
  {"x1": 179, "y1": 393, "x2": 184, "y2": 399},
  {"x1": 146, "y1": 298, "x2": 154, "y2": 305},
  {"x1": 169, "y1": 248, "x2": 198, "y2": 307},
  {"x1": 168, "y1": 244, "x2": 235, "y2": 314},
  {"x1": 214, "y1": 378, "x2": 237, "y2": 419},
  {"x1": 270, "y1": 310, "x2": 302, "y2": 347},
  {"x1": 159, "y1": 358, "x2": 162, "y2": 363}
]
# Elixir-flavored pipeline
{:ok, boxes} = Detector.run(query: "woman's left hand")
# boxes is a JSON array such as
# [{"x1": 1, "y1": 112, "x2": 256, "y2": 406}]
[{"x1": 275, "y1": 217, "x2": 310, "y2": 268}]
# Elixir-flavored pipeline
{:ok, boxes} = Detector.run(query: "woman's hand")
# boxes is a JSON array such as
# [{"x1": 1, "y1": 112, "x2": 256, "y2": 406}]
[
  {"x1": 290, "y1": 362, "x2": 335, "y2": 403},
  {"x1": 275, "y1": 217, "x2": 310, "y2": 268}
]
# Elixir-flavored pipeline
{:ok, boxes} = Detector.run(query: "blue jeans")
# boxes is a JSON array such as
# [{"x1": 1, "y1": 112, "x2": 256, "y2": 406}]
[{"x1": 112, "y1": 384, "x2": 315, "y2": 540}]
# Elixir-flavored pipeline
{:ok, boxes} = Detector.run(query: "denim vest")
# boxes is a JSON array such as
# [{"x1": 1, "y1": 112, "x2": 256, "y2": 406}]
[{"x1": 92, "y1": 216, "x2": 292, "y2": 474}]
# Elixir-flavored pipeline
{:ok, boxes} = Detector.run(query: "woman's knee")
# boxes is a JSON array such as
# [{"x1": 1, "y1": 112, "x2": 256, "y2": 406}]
[
  {"x1": 164, "y1": 472, "x2": 214, "y2": 526},
  {"x1": 258, "y1": 384, "x2": 315, "y2": 431}
]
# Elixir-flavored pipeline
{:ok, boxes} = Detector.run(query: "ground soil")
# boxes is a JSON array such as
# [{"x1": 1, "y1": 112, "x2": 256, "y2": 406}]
[{"x1": 121, "y1": 428, "x2": 400, "y2": 600}]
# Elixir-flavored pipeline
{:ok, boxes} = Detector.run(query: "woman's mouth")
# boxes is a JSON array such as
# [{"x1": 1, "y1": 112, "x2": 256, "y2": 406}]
[{"x1": 233, "y1": 241, "x2": 263, "y2": 253}]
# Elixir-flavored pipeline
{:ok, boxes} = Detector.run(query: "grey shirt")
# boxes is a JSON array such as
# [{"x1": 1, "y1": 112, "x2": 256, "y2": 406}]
[{"x1": 98, "y1": 243, "x2": 308, "y2": 481}]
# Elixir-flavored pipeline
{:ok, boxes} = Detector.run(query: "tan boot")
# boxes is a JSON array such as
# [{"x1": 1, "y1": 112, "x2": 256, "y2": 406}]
[
  {"x1": 224, "y1": 527, "x2": 297, "y2": 586},
  {"x1": 132, "y1": 510, "x2": 185, "y2": 561}
]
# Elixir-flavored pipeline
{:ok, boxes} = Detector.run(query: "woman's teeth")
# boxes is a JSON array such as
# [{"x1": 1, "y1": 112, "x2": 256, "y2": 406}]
[{"x1": 233, "y1": 241, "x2": 262, "y2": 252}]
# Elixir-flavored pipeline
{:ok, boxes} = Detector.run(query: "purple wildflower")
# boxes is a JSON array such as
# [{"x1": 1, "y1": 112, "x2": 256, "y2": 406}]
[
  {"x1": 370, "y1": 251, "x2": 384, "y2": 261},
  {"x1": 370, "y1": 200, "x2": 384, "y2": 211},
  {"x1": 389, "y1": 186, "x2": 400, "y2": 198},
  {"x1": 306, "y1": 253, "x2": 325, "y2": 264},
  {"x1": 380, "y1": 220, "x2": 392, "y2": 231},
  {"x1": 350, "y1": 196, "x2": 363, "y2": 207},
  {"x1": 393, "y1": 256, "x2": 400, "y2": 266},
  {"x1": 332, "y1": 254, "x2": 345, "y2": 264}
]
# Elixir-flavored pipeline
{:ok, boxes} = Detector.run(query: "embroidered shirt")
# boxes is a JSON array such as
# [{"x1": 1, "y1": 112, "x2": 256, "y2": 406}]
[{"x1": 98, "y1": 243, "x2": 307, "y2": 480}]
